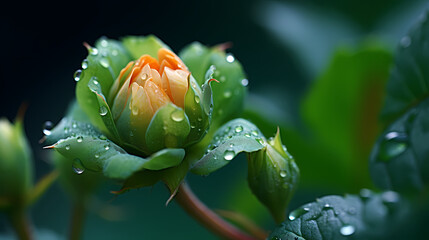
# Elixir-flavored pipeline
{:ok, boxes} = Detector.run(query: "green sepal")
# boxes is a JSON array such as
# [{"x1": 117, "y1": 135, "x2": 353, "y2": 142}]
[
  {"x1": 87, "y1": 77, "x2": 122, "y2": 143},
  {"x1": 247, "y1": 129, "x2": 299, "y2": 223},
  {"x1": 145, "y1": 103, "x2": 191, "y2": 153},
  {"x1": 184, "y1": 75, "x2": 210, "y2": 145},
  {"x1": 76, "y1": 37, "x2": 130, "y2": 135},
  {"x1": 191, "y1": 118, "x2": 265, "y2": 175},
  {"x1": 269, "y1": 190, "x2": 410, "y2": 240},
  {"x1": 121, "y1": 35, "x2": 170, "y2": 60},
  {"x1": 180, "y1": 42, "x2": 247, "y2": 128},
  {"x1": 201, "y1": 66, "x2": 216, "y2": 116}
]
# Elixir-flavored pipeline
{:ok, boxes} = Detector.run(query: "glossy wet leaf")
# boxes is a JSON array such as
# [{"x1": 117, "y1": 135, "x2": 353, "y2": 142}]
[
  {"x1": 370, "y1": 11, "x2": 429, "y2": 193},
  {"x1": 75, "y1": 38, "x2": 130, "y2": 135},
  {"x1": 269, "y1": 190, "x2": 409, "y2": 240},
  {"x1": 180, "y1": 42, "x2": 247, "y2": 128},
  {"x1": 191, "y1": 118, "x2": 264, "y2": 175}
]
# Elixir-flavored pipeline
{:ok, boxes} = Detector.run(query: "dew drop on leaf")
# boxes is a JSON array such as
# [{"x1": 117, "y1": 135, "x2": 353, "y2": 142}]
[
  {"x1": 81, "y1": 59, "x2": 89, "y2": 69},
  {"x1": 90, "y1": 48, "x2": 99, "y2": 55},
  {"x1": 171, "y1": 110, "x2": 185, "y2": 122},
  {"x1": 223, "y1": 149, "x2": 235, "y2": 161},
  {"x1": 280, "y1": 170, "x2": 287, "y2": 178},
  {"x1": 381, "y1": 191, "x2": 399, "y2": 204},
  {"x1": 194, "y1": 95, "x2": 200, "y2": 103},
  {"x1": 104, "y1": 144, "x2": 110, "y2": 150},
  {"x1": 65, "y1": 145, "x2": 70, "y2": 150},
  {"x1": 378, "y1": 131, "x2": 408, "y2": 162},
  {"x1": 72, "y1": 159, "x2": 85, "y2": 175},
  {"x1": 74, "y1": 69, "x2": 82, "y2": 82},
  {"x1": 100, "y1": 58, "x2": 109, "y2": 68},
  {"x1": 340, "y1": 225, "x2": 355, "y2": 236},
  {"x1": 223, "y1": 91, "x2": 231, "y2": 98},
  {"x1": 226, "y1": 53, "x2": 235, "y2": 63},
  {"x1": 241, "y1": 78, "x2": 249, "y2": 86},
  {"x1": 76, "y1": 136, "x2": 83, "y2": 143},
  {"x1": 99, "y1": 106, "x2": 108, "y2": 116},
  {"x1": 288, "y1": 207, "x2": 309, "y2": 221},
  {"x1": 234, "y1": 125, "x2": 243, "y2": 133},
  {"x1": 43, "y1": 121, "x2": 53, "y2": 136}
]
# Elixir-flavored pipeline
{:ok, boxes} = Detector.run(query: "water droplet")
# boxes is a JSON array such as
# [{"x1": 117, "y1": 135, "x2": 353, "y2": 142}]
[
  {"x1": 197, "y1": 117, "x2": 202, "y2": 122},
  {"x1": 100, "y1": 39, "x2": 109, "y2": 47},
  {"x1": 72, "y1": 121, "x2": 77, "y2": 128},
  {"x1": 94, "y1": 154, "x2": 100, "y2": 159},
  {"x1": 43, "y1": 121, "x2": 53, "y2": 135},
  {"x1": 90, "y1": 48, "x2": 99, "y2": 55},
  {"x1": 244, "y1": 132, "x2": 251, "y2": 137},
  {"x1": 223, "y1": 149, "x2": 235, "y2": 161},
  {"x1": 104, "y1": 144, "x2": 110, "y2": 150},
  {"x1": 226, "y1": 53, "x2": 235, "y2": 63},
  {"x1": 81, "y1": 59, "x2": 89, "y2": 69},
  {"x1": 99, "y1": 135, "x2": 107, "y2": 140},
  {"x1": 288, "y1": 207, "x2": 309, "y2": 221},
  {"x1": 229, "y1": 143, "x2": 234, "y2": 148},
  {"x1": 112, "y1": 50, "x2": 118, "y2": 56},
  {"x1": 378, "y1": 131, "x2": 408, "y2": 162},
  {"x1": 360, "y1": 188, "x2": 372, "y2": 200},
  {"x1": 100, "y1": 58, "x2": 109, "y2": 68},
  {"x1": 65, "y1": 145, "x2": 70, "y2": 150},
  {"x1": 99, "y1": 106, "x2": 108, "y2": 116},
  {"x1": 91, "y1": 77, "x2": 99, "y2": 85},
  {"x1": 190, "y1": 125, "x2": 196, "y2": 129},
  {"x1": 64, "y1": 127, "x2": 70, "y2": 134},
  {"x1": 171, "y1": 110, "x2": 185, "y2": 122},
  {"x1": 72, "y1": 159, "x2": 85, "y2": 175},
  {"x1": 400, "y1": 36, "x2": 411, "y2": 48},
  {"x1": 241, "y1": 78, "x2": 249, "y2": 86},
  {"x1": 141, "y1": 73, "x2": 148, "y2": 81},
  {"x1": 76, "y1": 136, "x2": 83, "y2": 143},
  {"x1": 194, "y1": 95, "x2": 200, "y2": 103},
  {"x1": 130, "y1": 131, "x2": 134, "y2": 137},
  {"x1": 348, "y1": 207, "x2": 356, "y2": 215},
  {"x1": 322, "y1": 203, "x2": 332, "y2": 210},
  {"x1": 224, "y1": 91, "x2": 231, "y2": 98},
  {"x1": 381, "y1": 191, "x2": 399, "y2": 204},
  {"x1": 340, "y1": 225, "x2": 355, "y2": 236},
  {"x1": 74, "y1": 70, "x2": 82, "y2": 82},
  {"x1": 256, "y1": 138, "x2": 265, "y2": 145},
  {"x1": 280, "y1": 170, "x2": 287, "y2": 178},
  {"x1": 131, "y1": 105, "x2": 139, "y2": 115},
  {"x1": 234, "y1": 125, "x2": 243, "y2": 133},
  {"x1": 251, "y1": 130, "x2": 258, "y2": 136},
  {"x1": 270, "y1": 237, "x2": 281, "y2": 240}
]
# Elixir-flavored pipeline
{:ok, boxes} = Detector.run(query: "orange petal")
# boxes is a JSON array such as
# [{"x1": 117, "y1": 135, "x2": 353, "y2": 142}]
[
  {"x1": 144, "y1": 80, "x2": 171, "y2": 112},
  {"x1": 164, "y1": 68, "x2": 189, "y2": 108},
  {"x1": 158, "y1": 48, "x2": 188, "y2": 71},
  {"x1": 136, "y1": 55, "x2": 160, "y2": 70}
]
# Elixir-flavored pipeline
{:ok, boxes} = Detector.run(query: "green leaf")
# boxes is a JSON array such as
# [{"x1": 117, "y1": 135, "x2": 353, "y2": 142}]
[
  {"x1": 370, "y1": 12, "x2": 429, "y2": 193},
  {"x1": 145, "y1": 103, "x2": 191, "y2": 153},
  {"x1": 121, "y1": 35, "x2": 169, "y2": 60},
  {"x1": 269, "y1": 190, "x2": 409, "y2": 240},
  {"x1": 296, "y1": 44, "x2": 392, "y2": 192},
  {"x1": 180, "y1": 42, "x2": 247, "y2": 128},
  {"x1": 191, "y1": 118, "x2": 265, "y2": 175},
  {"x1": 76, "y1": 38, "x2": 130, "y2": 135},
  {"x1": 184, "y1": 75, "x2": 209, "y2": 145}
]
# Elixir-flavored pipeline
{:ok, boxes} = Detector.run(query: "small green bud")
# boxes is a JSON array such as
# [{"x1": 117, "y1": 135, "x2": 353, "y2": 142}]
[
  {"x1": 0, "y1": 118, "x2": 33, "y2": 206},
  {"x1": 247, "y1": 128, "x2": 299, "y2": 223}
]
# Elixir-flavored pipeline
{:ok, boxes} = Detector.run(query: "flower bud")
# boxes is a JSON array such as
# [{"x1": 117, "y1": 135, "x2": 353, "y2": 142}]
[
  {"x1": 0, "y1": 118, "x2": 33, "y2": 205},
  {"x1": 247, "y1": 128, "x2": 299, "y2": 223}
]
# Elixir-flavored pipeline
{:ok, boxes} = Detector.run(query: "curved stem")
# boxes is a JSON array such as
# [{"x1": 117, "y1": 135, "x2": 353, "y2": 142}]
[
  {"x1": 175, "y1": 182, "x2": 262, "y2": 240},
  {"x1": 8, "y1": 208, "x2": 32, "y2": 240},
  {"x1": 69, "y1": 201, "x2": 86, "y2": 240}
]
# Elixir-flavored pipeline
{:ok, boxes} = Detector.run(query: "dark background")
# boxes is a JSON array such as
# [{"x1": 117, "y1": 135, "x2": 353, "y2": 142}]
[{"x1": 0, "y1": 0, "x2": 425, "y2": 239}]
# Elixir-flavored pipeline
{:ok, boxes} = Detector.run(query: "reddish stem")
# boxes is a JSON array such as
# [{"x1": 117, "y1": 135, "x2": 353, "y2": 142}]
[{"x1": 175, "y1": 182, "x2": 261, "y2": 240}]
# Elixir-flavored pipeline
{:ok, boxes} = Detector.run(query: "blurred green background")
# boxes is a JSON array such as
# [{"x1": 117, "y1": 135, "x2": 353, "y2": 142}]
[{"x1": 1, "y1": 0, "x2": 429, "y2": 239}]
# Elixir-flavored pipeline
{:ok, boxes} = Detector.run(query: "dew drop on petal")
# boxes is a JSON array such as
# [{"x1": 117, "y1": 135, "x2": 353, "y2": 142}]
[
  {"x1": 340, "y1": 225, "x2": 355, "y2": 236},
  {"x1": 43, "y1": 121, "x2": 53, "y2": 136}
]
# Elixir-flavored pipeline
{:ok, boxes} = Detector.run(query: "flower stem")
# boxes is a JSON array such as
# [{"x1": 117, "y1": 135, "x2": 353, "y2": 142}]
[
  {"x1": 69, "y1": 201, "x2": 86, "y2": 240},
  {"x1": 8, "y1": 208, "x2": 32, "y2": 240},
  {"x1": 175, "y1": 182, "x2": 261, "y2": 240}
]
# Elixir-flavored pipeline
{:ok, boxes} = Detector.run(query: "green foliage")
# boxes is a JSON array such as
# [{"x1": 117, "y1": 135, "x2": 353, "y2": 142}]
[
  {"x1": 370, "y1": 12, "x2": 429, "y2": 193},
  {"x1": 268, "y1": 190, "x2": 411, "y2": 240}
]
